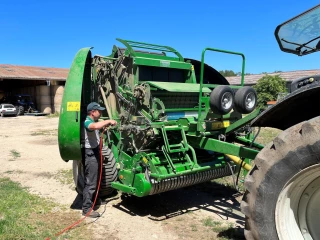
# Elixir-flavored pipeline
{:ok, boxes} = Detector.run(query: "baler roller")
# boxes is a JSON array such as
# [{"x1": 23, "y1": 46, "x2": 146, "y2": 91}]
[{"x1": 149, "y1": 165, "x2": 235, "y2": 195}]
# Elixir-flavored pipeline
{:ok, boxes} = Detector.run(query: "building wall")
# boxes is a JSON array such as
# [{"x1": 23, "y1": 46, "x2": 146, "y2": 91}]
[{"x1": 3, "y1": 80, "x2": 65, "y2": 114}]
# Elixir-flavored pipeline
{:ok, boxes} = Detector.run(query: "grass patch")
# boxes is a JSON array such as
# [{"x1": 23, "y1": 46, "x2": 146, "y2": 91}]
[
  {"x1": 0, "y1": 177, "x2": 89, "y2": 239},
  {"x1": 55, "y1": 169, "x2": 74, "y2": 187},
  {"x1": 201, "y1": 217, "x2": 243, "y2": 239},
  {"x1": 31, "y1": 129, "x2": 57, "y2": 136},
  {"x1": 255, "y1": 127, "x2": 282, "y2": 145},
  {"x1": 46, "y1": 112, "x2": 60, "y2": 118},
  {"x1": 202, "y1": 217, "x2": 221, "y2": 227},
  {"x1": 4, "y1": 170, "x2": 24, "y2": 175},
  {"x1": 190, "y1": 224, "x2": 198, "y2": 232},
  {"x1": 10, "y1": 149, "x2": 21, "y2": 158},
  {"x1": 9, "y1": 149, "x2": 21, "y2": 161}
]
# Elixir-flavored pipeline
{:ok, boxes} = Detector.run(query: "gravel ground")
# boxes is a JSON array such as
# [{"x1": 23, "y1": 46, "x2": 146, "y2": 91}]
[{"x1": 0, "y1": 115, "x2": 245, "y2": 240}]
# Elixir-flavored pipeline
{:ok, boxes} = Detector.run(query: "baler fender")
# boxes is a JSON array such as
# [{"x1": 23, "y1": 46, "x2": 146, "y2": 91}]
[{"x1": 58, "y1": 48, "x2": 92, "y2": 161}]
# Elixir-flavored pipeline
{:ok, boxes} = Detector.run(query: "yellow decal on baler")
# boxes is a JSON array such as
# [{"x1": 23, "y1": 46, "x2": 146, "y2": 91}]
[
  {"x1": 67, "y1": 102, "x2": 80, "y2": 111},
  {"x1": 142, "y1": 157, "x2": 148, "y2": 164},
  {"x1": 212, "y1": 121, "x2": 230, "y2": 130}
]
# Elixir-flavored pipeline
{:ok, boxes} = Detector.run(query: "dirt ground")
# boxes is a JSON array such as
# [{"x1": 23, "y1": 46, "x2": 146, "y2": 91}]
[{"x1": 0, "y1": 115, "x2": 245, "y2": 240}]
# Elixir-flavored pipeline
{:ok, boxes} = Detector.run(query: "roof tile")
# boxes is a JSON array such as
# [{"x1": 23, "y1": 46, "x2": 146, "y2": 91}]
[
  {"x1": 0, "y1": 64, "x2": 69, "y2": 81},
  {"x1": 226, "y1": 69, "x2": 320, "y2": 85}
]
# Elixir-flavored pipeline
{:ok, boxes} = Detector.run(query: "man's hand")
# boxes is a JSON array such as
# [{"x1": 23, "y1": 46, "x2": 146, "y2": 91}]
[{"x1": 106, "y1": 119, "x2": 117, "y2": 127}]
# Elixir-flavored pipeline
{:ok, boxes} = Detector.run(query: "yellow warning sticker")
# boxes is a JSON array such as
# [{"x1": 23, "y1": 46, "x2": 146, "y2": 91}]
[
  {"x1": 212, "y1": 121, "x2": 230, "y2": 130},
  {"x1": 67, "y1": 102, "x2": 80, "y2": 111}
]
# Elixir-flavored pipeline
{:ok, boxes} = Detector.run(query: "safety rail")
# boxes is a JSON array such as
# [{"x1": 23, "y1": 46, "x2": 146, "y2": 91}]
[
  {"x1": 116, "y1": 38, "x2": 184, "y2": 61},
  {"x1": 197, "y1": 48, "x2": 246, "y2": 131}
]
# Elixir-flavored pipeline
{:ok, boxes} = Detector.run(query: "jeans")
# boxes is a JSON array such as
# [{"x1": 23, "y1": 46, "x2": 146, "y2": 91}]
[{"x1": 82, "y1": 147, "x2": 100, "y2": 213}]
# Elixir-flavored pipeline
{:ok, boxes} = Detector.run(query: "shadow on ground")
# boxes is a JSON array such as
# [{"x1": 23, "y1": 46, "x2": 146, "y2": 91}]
[{"x1": 113, "y1": 181, "x2": 244, "y2": 224}]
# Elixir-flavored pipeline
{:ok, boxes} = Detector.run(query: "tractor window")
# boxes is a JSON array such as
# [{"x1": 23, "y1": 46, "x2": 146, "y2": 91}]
[
  {"x1": 139, "y1": 66, "x2": 185, "y2": 83},
  {"x1": 275, "y1": 4, "x2": 320, "y2": 56}
]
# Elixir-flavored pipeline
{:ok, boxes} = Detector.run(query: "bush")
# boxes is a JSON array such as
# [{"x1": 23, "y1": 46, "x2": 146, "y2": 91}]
[{"x1": 253, "y1": 75, "x2": 287, "y2": 108}]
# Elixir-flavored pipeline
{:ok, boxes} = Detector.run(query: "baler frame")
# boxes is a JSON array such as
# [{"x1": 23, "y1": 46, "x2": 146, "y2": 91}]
[{"x1": 59, "y1": 38, "x2": 260, "y2": 198}]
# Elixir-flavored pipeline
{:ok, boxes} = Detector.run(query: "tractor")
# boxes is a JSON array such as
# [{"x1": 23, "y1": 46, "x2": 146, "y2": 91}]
[
  {"x1": 0, "y1": 94, "x2": 38, "y2": 115},
  {"x1": 241, "y1": 4, "x2": 320, "y2": 240},
  {"x1": 58, "y1": 4, "x2": 320, "y2": 240}
]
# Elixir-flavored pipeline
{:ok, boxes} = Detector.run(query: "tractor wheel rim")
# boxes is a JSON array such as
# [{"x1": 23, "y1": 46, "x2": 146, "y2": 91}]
[
  {"x1": 275, "y1": 164, "x2": 320, "y2": 240},
  {"x1": 245, "y1": 92, "x2": 255, "y2": 109},
  {"x1": 221, "y1": 92, "x2": 232, "y2": 110}
]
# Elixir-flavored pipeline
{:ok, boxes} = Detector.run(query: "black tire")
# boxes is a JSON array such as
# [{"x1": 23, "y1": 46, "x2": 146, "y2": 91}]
[
  {"x1": 72, "y1": 148, "x2": 118, "y2": 198},
  {"x1": 241, "y1": 116, "x2": 320, "y2": 240},
  {"x1": 99, "y1": 148, "x2": 118, "y2": 197},
  {"x1": 234, "y1": 87, "x2": 257, "y2": 114},
  {"x1": 209, "y1": 85, "x2": 234, "y2": 115},
  {"x1": 16, "y1": 106, "x2": 24, "y2": 115},
  {"x1": 73, "y1": 160, "x2": 84, "y2": 195}
]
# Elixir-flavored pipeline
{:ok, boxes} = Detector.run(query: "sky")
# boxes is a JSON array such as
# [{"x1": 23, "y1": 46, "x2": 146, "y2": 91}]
[{"x1": 1, "y1": 0, "x2": 320, "y2": 74}]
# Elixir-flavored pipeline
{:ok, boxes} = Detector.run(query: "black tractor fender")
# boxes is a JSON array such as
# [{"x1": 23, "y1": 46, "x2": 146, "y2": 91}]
[{"x1": 251, "y1": 82, "x2": 320, "y2": 130}]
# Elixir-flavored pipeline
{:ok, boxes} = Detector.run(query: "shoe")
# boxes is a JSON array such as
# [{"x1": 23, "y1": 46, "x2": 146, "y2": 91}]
[
  {"x1": 96, "y1": 198, "x2": 107, "y2": 205},
  {"x1": 82, "y1": 210, "x2": 100, "y2": 218}
]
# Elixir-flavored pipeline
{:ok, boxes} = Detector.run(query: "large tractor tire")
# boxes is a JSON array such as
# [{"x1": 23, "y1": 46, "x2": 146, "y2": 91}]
[
  {"x1": 16, "y1": 106, "x2": 24, "y2": 116},
  {"x1": 241, "y1": 116, "x2": 320, "y2": 240},
  {"x1": 72, "y1": 148, "x2": 118, "y2": 198}
]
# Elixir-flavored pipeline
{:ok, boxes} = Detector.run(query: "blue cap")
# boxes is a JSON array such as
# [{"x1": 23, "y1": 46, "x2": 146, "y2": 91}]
[{"x1": 87, "y1": 102, "x2": 105, "y2": 111}]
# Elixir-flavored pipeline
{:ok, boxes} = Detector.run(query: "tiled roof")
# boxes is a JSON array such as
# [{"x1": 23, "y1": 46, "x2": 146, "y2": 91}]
[
  {"x1": 226, "y1": 69, "x2": 320, "y2": 85},
  {"x1": 0, "y1": 64, "x2": 69, "y2": 81}
]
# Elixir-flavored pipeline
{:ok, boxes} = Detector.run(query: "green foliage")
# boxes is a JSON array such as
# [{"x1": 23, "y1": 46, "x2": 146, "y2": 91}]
[
  {"x1": 219, "y1": 70, "x2": 237, "y2": 77},
  {"x1": 253, "y1": 74, "x2": 287, "y2": 108},
  {"x1": 219, "y1": 70, "x2": 251, "y2": 77}
]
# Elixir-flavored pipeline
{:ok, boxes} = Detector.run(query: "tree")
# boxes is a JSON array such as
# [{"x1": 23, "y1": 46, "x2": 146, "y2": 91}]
[
  {"x1": 219, "y1": 70, "x2": 237, "y2": 77},
  {"x1": 219, "y1": 70, "x2": 251, "y2": 77},
  {"x1": 253, "y1": 75, "x2": 287, "y2": 108}
]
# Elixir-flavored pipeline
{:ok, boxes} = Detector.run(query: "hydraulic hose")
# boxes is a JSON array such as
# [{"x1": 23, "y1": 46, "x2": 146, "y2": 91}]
[{"x1": 46, "y1": 129, "x2": 106, "y2": 239}]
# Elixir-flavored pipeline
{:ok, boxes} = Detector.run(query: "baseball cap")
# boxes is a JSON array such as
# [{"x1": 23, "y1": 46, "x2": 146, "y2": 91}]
[{"x1": 87, "y1": 102, "x2": 105, "y2": 111}]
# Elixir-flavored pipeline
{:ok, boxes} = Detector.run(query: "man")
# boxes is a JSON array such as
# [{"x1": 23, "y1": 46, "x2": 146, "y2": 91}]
[{"x1": 82, "y1": 102, "x2": 117, "y2": 218}]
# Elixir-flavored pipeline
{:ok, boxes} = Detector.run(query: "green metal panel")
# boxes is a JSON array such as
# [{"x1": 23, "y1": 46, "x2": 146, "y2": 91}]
[
  {"x1": 134, "y1": 57, "x2": 191, "y2": 70},
  {"x1": 146, "y1": 81, "x2": 211, "y2": 93},
  {"x1": 187, "y1": 135, "x2": 259, "y2": 159},
  {"x1": 58, "y1": 48, "x2": 92, "y2": 161},
  {"x1": 225, "y1": 109, "x2": 261, "y2": 134}
]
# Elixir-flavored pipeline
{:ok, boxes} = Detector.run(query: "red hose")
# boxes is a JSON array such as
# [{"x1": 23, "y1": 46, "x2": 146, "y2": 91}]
[{"x1": 46, "y1": 129, "x2": 106, "y2": 239}]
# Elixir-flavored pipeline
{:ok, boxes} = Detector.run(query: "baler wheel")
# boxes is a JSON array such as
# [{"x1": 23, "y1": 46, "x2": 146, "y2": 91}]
[
  {"x1": 241, "y1": 116, "x2": 320, "y2": 240},
  {"x1": 72, "y1": 148, "x2": 118, "y2": 198},
  {"x1": 209, "y1": 85, "x2": 234, "y2": 115},
  {"x1": 234, "y1": 86, "x2": 257, "y2": 114}
]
